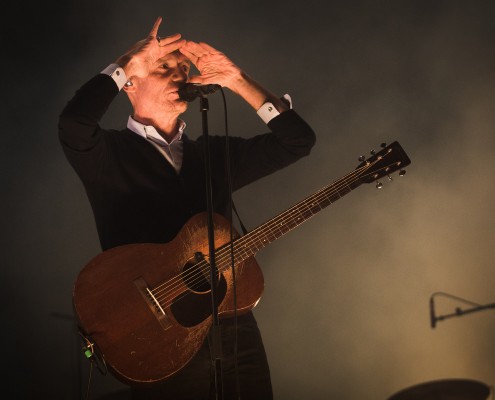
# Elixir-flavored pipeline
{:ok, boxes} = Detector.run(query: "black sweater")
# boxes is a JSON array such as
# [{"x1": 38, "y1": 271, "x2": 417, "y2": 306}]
[{"x1": 59, "y1": 74, "x2": 316, "y2": 251}]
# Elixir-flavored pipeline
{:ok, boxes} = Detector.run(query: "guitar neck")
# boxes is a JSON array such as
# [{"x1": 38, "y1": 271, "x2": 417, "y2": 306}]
[
  {"x1": 214, "y1": 140, "x2": 411, "y2": 271},
  {"x1": 216, "y1": 165, "x2": 366, "y2": 269}
]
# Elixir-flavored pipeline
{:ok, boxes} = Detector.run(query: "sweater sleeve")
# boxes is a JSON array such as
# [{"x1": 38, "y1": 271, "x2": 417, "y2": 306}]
[
  {"x1": 223, "y1": 109, "x2": 316, "y2": 191},
  {"x1": 58, "y1": 74, "x2": 119, "y2": 182},
  {"x1": 58, "y1": 73, "x2": 119, "y2": 149}
]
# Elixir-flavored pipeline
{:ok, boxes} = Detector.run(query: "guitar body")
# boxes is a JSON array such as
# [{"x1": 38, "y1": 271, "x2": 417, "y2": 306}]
[{"x1": 73, "y1": 212, "x2": 264, "y2": 385}]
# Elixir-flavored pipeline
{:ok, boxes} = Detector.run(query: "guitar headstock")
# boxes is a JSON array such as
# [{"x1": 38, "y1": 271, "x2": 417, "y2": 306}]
[{"x1": 356, "y1": 141, "x2": 411, "y2": 187}]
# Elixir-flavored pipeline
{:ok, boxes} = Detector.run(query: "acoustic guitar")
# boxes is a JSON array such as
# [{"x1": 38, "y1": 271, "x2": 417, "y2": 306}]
[{"x1": 73, "y1": 141, "x2": 411, "y2": 385}]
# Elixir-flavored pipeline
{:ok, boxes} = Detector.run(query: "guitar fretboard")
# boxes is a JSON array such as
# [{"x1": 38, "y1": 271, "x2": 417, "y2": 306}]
[{"x1": 215, "y1": 166, "x2": 367, "y2": 270}]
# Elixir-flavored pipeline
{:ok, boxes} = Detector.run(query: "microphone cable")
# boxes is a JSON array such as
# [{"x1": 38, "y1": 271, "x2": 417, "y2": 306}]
[{"x1": 218, "y1": 87, "x2": 242, "y2": 400}]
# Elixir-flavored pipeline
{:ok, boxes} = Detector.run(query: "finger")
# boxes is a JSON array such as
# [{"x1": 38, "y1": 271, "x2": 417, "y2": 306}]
[
  {"x1": 182, "y1": 41, "x2": 209, "y2": 57},
  {"x1": 188, "y1": 73, "x2": 221, "y2": 85},
  {"x1": 149, "y1": 16, "x2": 162, "y2": 38},
  {"x1": 198, "y1": 42, "x2": 220, "y2": 54},
  {"x1": 157, "y1": 33, "x2": 182, "y2": 46},
  {"x1": 158, "y1": 38, "x2": 186, "y2": 54},
  {"x1": 179, "y1": 47, "x2": 199, "y2": 65}
]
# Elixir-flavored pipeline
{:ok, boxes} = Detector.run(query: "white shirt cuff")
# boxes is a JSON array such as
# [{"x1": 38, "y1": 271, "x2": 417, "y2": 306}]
[
  {"x1": 256, "y1": 94, "x2": 293, "y2": 124},
  {"x1": 101, "y1": 64, "x2": 128, "y2": 90}
]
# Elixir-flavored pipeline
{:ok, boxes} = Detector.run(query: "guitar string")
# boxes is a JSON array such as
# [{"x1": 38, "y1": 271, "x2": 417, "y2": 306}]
[
  {"x1": 152, "y1": 160, "x2": 394, "y2": 309},
  {"x1": 149, "y1": 162, "x2": 371, "y2": 303},
  {"x1": 153, "y1": 162, "x2": 397, "y2": 311},
  {"x1": 151, "y1": 158, "x2": 394, "y2": 308},
  {"x1": 152, "y1": 157, "x2": 397, "y2": 308}
]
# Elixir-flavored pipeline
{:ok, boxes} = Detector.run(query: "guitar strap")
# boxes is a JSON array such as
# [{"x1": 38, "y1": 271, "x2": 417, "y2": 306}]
[{"x1": 232, "y1": 201, "x2": 248, "y2": 235}]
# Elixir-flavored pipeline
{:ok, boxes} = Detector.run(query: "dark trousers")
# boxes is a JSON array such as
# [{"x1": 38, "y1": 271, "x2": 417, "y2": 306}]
[{"x1": 130, "y1": 312, "x2": 273, "y2": 400}]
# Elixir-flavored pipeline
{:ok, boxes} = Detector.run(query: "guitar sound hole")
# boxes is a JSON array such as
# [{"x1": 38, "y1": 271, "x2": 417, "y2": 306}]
[
  {"x1": 170, "y1": 254, "x2": 227, "y2": 328},
  {"x1": 181, "y1": 253, "x2": 217, "y2": 294}
]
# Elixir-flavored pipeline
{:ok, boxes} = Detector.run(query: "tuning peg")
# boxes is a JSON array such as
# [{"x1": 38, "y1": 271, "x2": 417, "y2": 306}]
[
  {"x1": 380, "y1": 142, "x2": 387, "y2": 148},
  {"x1": 358, "y1": 155, "x2": 366, "y2": 162},
  {"x1": 399, "y1": 170, "x2": 406, "y2": 176},
  {"x1": 376, "y1": 181, "x2": 383, "y2": 189},
  {"x1": 387, "y1": 175, "x2": 393, "y2": 181}
]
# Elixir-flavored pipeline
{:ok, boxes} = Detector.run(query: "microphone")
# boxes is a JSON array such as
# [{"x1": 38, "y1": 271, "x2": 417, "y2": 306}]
[
  {"x1": 178, "y1": 83, "x2": 221, "y2": 102},
  {"x1": 430, "y1": 297, "x2": 437, "y2": 329}
]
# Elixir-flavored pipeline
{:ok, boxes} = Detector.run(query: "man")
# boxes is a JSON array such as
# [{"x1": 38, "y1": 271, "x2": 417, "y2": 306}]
[{"x1": 59, "y1": 16, "x2": 315, "y2": 399}]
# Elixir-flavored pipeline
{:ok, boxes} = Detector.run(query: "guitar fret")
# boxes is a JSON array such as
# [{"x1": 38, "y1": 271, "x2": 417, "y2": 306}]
[
  {"x1": 278, "y1": 223, "x2": 290, "y2": 235},
  {"x1": 307, "y1": 202, "x2": 323, "y2": 214},
  {"x1": 265, "y1": 230, "x2": 278, "y2": 242},
  {"x1": 338, "y1": 187, "x2": 352, "y2": 196}
]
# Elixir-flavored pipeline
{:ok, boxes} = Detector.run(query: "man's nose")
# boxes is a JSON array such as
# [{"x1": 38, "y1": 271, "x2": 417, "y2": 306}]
[{"x1": 171, "y1": 67, "x2": 188, "y2": 82}]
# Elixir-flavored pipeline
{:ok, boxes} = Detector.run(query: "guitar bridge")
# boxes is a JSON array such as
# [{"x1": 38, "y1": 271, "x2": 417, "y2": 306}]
[
  {"x1": 146, "y1": 287, "x2": 165, "y2": 315},
  {"x1": 134, "y1": 277, "x2": 172, "y2": 331}
]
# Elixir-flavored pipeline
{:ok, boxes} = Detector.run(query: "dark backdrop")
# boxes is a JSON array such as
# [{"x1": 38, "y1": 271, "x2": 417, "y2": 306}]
[{"x1": 3, "y1": 1, "x2": 495, "y2": 398}]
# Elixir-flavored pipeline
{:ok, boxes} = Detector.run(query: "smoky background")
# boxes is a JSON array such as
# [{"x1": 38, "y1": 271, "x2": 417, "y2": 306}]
[{"x1": 3, "y1": 1, "x2": 495, "y2": 398}]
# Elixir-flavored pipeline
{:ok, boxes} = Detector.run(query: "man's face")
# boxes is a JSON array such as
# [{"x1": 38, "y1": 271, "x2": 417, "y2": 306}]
[{"x1": 134, "y1": 51, "x2": 191, "y2": 116}]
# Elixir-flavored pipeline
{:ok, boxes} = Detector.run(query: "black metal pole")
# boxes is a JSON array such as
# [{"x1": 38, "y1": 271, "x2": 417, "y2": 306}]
[{"x1": 199, "y1": 96, "x2": 223, "y2": 400}]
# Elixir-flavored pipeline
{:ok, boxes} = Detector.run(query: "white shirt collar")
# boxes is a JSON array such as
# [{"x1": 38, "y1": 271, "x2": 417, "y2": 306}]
[{"x1": 127, "y1": 116, "x2": 186, "y2": 145}]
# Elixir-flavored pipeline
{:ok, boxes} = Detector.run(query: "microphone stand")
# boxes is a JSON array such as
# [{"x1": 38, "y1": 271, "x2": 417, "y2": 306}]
[
  {"x1": 434, "y1": 301, "x2": 495, "y2": 326},
  {"x1": 199, "y1": 95, "x2": 224, "y2": 400}
]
